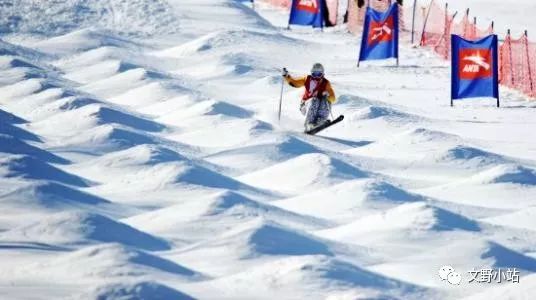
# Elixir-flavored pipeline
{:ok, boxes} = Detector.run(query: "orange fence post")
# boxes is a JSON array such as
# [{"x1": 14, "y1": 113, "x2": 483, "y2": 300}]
[
  {"x1": 473, "y1": 17, "x2": 477, "y2": 39},
  {"x1": 411, "y1": 0, "x2": 417, "y2": 43},
  {"x1": 463, "y1": 9, "x2": 469, "y2": 38},
  {"x1": 525, "y1": 30, "x2": 535, "y2": 96},
  {"x1": 443, "y1": 3, "x2": 448, "y2": 59},
  {"x1": 420, "y1": 0, "x2": 435, "y2": 46},
  {"x1": 507, "y1": 30, "x2": 515, "y2": 86}
]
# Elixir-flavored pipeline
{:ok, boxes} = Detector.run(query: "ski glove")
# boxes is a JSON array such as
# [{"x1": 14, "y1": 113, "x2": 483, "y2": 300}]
[{"x1": 282, "y1": 68, "x2": 289, "y2": 77}]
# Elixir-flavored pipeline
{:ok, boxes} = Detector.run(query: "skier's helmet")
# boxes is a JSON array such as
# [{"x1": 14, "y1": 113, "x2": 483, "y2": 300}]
[{"x1": 311, "y1": 63, "x2": 324, "y2": 79}]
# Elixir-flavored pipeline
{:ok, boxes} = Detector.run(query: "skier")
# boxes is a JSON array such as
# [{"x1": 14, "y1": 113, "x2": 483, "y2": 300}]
[{"x1": 282, "y1": 63, "x2": 336, "y2": 132}]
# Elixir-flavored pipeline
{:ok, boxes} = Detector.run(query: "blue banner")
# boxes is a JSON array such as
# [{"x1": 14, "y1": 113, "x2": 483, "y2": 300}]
[
  {"x1": 288, "y1": 0, "x2": 325, "y2": 28},
  {"x1": 451, "y1": 35, "x2": 499, "y2": 101},
  {"x1": 358, "y1": 4, "x2": 399, "y2": 62}
]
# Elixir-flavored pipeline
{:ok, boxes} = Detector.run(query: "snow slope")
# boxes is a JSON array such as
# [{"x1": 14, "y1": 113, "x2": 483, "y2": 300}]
[{"x1": 0, "y1": 0, "x2": 535, "y2": 299}]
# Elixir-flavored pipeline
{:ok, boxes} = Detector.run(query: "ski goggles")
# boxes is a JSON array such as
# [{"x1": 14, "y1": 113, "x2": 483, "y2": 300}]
[{"x1": 311, "y1": 71, "x2": 324, "y2": 78}]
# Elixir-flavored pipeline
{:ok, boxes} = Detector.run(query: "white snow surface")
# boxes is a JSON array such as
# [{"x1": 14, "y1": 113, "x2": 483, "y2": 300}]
[{"x1": 0, "y1": 0, "x2": 535, "y2": 299}]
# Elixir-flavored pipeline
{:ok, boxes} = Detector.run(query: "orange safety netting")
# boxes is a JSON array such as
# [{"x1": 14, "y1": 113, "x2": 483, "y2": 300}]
[
  {"x1": 419, "y1": 3, "x2": 493, "y2": 60},
  {"x1": 500, "y1": 33, "x2": 536, "y2": 98},
  {"x1": 326, "y1": 0, "x2": 339, "y2": 26},
  {"x1": 418, "y1": 2, "x2": 451, "y2": 58},
  {"x1": 346, "y1": 0, "x2": 362, "y2": 34},
  {"x1": 450, "y1": 10, "x2": 493, "y2": 41}
]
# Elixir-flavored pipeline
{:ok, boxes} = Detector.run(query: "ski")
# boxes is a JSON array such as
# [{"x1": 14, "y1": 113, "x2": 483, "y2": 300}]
[{"x1": 305, "y1": 115, "x2": 344, "y2": 135}]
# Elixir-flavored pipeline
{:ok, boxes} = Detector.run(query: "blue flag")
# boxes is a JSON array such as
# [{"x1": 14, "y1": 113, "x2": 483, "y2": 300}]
[
  {"x1": 358, "y1": 4, "x2": 399, "y2": 62},
  {"x1": 289, "y1": 0, "x2": 325, "y2": 28},
  {"x1": 451, "y1": 35, "x2": 499, "y2": 102}
]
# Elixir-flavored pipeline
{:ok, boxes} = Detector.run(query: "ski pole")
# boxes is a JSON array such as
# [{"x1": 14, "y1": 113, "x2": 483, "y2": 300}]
[{"x1": 278, "y1": 68, "x2": 286, "y2": 122}]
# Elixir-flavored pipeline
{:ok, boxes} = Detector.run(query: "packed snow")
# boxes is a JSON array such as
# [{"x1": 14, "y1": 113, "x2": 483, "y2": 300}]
[{"x1": 0, "y1": 0, "x2": 535, "y2": 299}]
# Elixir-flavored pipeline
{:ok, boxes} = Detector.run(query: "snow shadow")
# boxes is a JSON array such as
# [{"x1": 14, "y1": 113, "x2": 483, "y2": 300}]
[
  {"x1": 87, "y1": 281, "x2": 196, "y2": 300},
  {"x1": 96, "y1": 107, "x2": 165, "y2": 132},
  {"x1": 249, "y1": 224, "x2": 332, "y2": 256},
  {"x1": 0, "y1": 182, "x2": 110, "y2": 208},
  {"x1": 4, "y1": 212, "x2": 171, "y2": 251},
  {"x1": 0, "y1": 134, "x2": 68, "y2": 164},
  {"x1": 0, "y1": 242, "x2": 68, "y2": 252},
  {"x1": 0, "y1": 117, "x2": 41, "y2": 142},
  {"x1": 0, "y1": 155, "x2": 89, "y2": 187},
  {"x1": 483, "y1": 242, "x2": 536, "y2": 272}
]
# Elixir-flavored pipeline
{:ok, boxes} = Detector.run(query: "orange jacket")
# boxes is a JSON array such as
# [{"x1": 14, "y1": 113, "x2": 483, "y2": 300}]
[{"x1": 284, "y1": 75, "x2": 336, "y2": 103}]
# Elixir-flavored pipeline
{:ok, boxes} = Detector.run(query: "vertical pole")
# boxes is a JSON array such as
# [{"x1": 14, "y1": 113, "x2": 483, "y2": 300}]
[
  {"x1": 278, "y1": 72, "x2": 285, "y2": 122},
  {"x1": 496, "y1": 82, "x2": 500, "y2": 107},
  {"x1": 473, "y1": 17, "x2": 477, "y2": 39},
  {"x1": 420, "y1": 6, "x2": 426, "y2": 44},
  {"x1": 320, "y1": 0, "x2": 325, "y2": 32},
  {"x1": 496, "y1": 34, "x2": 500, "y2": 108},
  {"x1": 286, "y1": 0, "x2": 293, "y2": 30},
  {"x1": 507, "y1": 29, "x2": 515, "y2": 86},
  {"x1": 525, "y1": 30, "x2": 535, "y2": 96},
  {"x1": 464, "y1": 8, "x2": 470, "y2": 38},
  {"x1": 446, "y1": 11, "x2": 459, "y2": 58},
  {"x1": 420, "y1": 0, "x2": 435, "y2": 46},
  {"x1": 396, "y1": 0, "x2": 399, "y2": 67},
  {"x1": 444, "y1": 3, "x2": 449, "y2": 59},
  {"x1": 411, "y1": 0, "x2": 417, "y2": 44},
  {"x1": 497, "y1": 84, "x2": 501, "y2": 107},
  {"x1": 358, "y1": 0, "x2": 370, "y2": 68},
  {"x1": 451, "y1": 31, "x2": 454, "y2": 107},
  {"x1": 491, "y1": 21, "x2": 494, "y2": 34}
]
